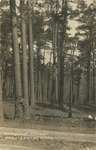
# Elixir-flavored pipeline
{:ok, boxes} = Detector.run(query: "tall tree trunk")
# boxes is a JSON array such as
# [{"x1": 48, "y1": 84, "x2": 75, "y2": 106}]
[
  {"x1": 51, "y1": 1, "x2": 58, "y2": 106},
  {"x1": 71, "y1": 62, "x2": 74, "y2": 103},
  {"x1": 86, "y1": 32, "x2": 92, "y2": 103},
  {"x1": 41, "y1": 49, "x2": 46, "y2": 102},
  {"x1": 59, "y1": 0, "x2": 68, "y2": 110},
  {"x1": 10, "y1": 0, "x2": 23, "y2": 119},
  {"x1": 68, "y1": 49, "x2": 74, "y2": 118},
  {"x1": 37, "y1": 47, "x2": 41, "y2": 102},
  {"x1": 92, "y1": 38, "x2": 95, "y2": 103},
  {"x1": 38, "y1": 71, "x2": 42, "y2": 102},
  {"x1": 28, "y1": 0, "x2": 35, "y2": 107},
  {"x1": 0, "y1": 61, "x2": 4, "y2": 122},
  {"x1": 54, "y1": 22, "x2": 59, "y2": 103},
  {"x1": 20, "y1": 0, "x2": 30, "y2": 118},
  {"x1": 86, "y1": 54, "x2": 91, "y2": 103},
  {"x1": 51, "y1": 25, "x2": 55, "y2": 106},
  {"x1": 68, "y1": 66, "x2": 72, "y2": 118},
  {"x1": 52, "y1": 22, "x2": 58, "y2": 105},
  {"x1": 76, "y1": 74, "x2": 80, "y2": 102}
]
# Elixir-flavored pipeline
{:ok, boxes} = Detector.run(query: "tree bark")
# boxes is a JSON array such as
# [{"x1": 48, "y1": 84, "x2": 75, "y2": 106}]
[
  {"x1": 0, "y1": 61, "x2": 4, "y2": 122},
  {"x1": 86, "y1": 32, "x2": 92, "y2": 103},
  {"x1": 68, "y1": 49, "x2": 74, "y2": 118},
  {"x1": 92, "y1": 38, "x2": 96, "y2": 103},
  {"x1": 10, "y1": 0, "x2": 23, "y2": 119},
  {"x1": 28, "y1": 0, "x2": 35, "y2": 107},
  {"x1": 59, "y1": 0, "x2": 68, "y2": 110},
  {"x1": 54, "y1": 22, "x2": 59, "y2": 103},
  {"x1": 68, "y1": 68, "x2": 72, "y2": 118},
  {"x1": 20, "y1": 0, "x2": 30, "y2": 118}
]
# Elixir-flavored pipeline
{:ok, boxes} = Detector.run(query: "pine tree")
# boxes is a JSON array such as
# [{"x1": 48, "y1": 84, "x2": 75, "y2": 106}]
[
  {"x1": 10, "y1": 0, "x2": 23, "y2": 119},
  {"x1": 28, "y1": 0, "x2": 35, "y2": 107},
  {"x1": 20, "y1": 0, "x2": 30, "y2": 118}
]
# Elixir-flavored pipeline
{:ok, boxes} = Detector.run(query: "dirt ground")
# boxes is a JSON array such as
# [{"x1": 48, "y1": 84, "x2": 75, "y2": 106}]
[
  {"x1": 0, "y1": 137, "x2": 96, "y2": 150},
  {"x1": 3, "y1": 101, "x2": 96, "y2": 133},
  {"x1": 0, "y1": 101, "x2": 96, "y2": 150}
]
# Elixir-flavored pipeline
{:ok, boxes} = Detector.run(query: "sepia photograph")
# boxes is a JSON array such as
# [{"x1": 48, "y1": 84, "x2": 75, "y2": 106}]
[{"x1": 0, "y1": 0, "x2": 96, "y2": 149}]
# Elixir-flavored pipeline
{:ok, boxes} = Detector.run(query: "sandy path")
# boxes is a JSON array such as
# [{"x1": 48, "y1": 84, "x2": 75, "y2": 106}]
[
  {"x1": 0, "y1": 144, "x2": 41, "y2": 150},
  {"x1": 0, "y1": 127, "x2": 96, "y2": 143}
]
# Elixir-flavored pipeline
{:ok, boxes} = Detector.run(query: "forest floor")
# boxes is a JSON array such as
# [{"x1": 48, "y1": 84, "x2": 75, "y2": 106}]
[{"x1": 0, "y1": 101, "x2": 96, "y2": 150}]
